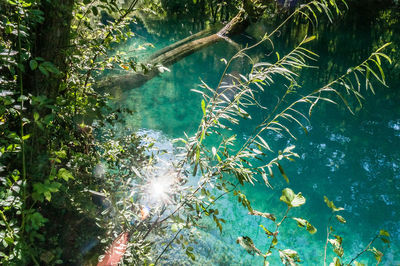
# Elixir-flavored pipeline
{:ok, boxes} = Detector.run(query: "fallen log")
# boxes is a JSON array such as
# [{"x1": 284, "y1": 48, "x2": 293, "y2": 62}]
[{"x1": 96, "y1": 0, "x2": 270, "y2": 91}]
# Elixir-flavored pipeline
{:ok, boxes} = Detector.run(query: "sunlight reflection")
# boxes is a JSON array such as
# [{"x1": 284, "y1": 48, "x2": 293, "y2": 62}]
[{"x1": 147, "y1": 175, "x2": 173, "y2": 204}]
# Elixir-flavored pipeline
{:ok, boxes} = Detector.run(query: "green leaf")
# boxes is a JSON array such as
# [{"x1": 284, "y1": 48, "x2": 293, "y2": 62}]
[
  {"x1": 272, "y1": 236, "x2": 278, "y2": 246},
  {"x1": 280, "y1": 188, "x2": 294, "y2": 205},
  {"x1": 257, "y1": 136, "x2": 272, "y2": 151},
  {"x1": 306, "y1": 222, "x2": 317, "y2": 234},
  {"x1": 329, "y1": 238, "x2": 344, "y2": 257},
  {"x1": 279, "y1": 249, "x2": 300, "y2": 265},
  {"x1": 46, "y1": 181, "x2": 61, "y2": 193},
  {"x1": 38, "y1": 65, "x2": 49, "y2": 77},
  {"x1": 32, "y1": 181, "x2": 61, "y2": 202},
  {"x1": 30, "y1": 59, "x2": 38, "y2": 70},
  {"x1": 324, "y1": 196, "x2": 344, "y2": 212},
  {"x1": 44, "y1": 191, "x2": 51, "y2": 201},
  {"x1": 335, "y1": 215, "x2": 346, "y2": 223},
  {"x1": 201, "y1": 99, "x2": 206, "y2": 116},
  {"x1": 34, "y1": 112, "x2": 39, "y2": 121},
  {"x1": 293, "y1": 217, "x2": 307, "y2": 227},
  {"x1": 186, "y1": 250, "x2": 195, "y2": 261},
  {"x1": 41, "y1": 61, "x2": 60, "y2": 74},
  {"x1": 379, "y1": 229, "x2": 389, "y2": 237},
  {"x1": 304, "y1": 35, "x2": 316, "y2": 43},
  {"x1": 57, "y1": 168, "x2": 74, "y2": 181},
  {"x1": 171, "y1": 223, "x2": 179, "y2": 233},
  {"x1": 259, "y1": 225, "x2": 273, "y2": 236},
  {"x1": 368, "y1": 247, "x2": 383, "y2": 263},
  {"x1": 5, "y1": 25, "x2": 12, "y2": 34},
  {"x1": 331, "y1": 257, "x2": 341, "y2": 266},
  {"x1": 280, "y1": 188, "x2": 306, "y2": 207},
  {"x1": 27, "y1": 212, "x2": 48, "y2": 231},
  {"x1": 277, "y1": 163, "x2": 289, "y2": 183},
  {"x1": 54, "y1": 150, "x2": 67, "y2": 159},
  {"x1": 292, "y1": 218, "x2": 317, "y2": 234}
]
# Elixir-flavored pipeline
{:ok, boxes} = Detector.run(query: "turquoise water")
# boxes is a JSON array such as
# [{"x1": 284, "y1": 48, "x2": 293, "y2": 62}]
[{"x1": 108, "y1": 12, "x2": 400, "y2": 265}]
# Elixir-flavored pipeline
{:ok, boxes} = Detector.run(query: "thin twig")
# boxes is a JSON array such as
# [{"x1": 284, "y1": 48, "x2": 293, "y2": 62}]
[
  {"x1": 324, "y1": 214, "x2": 334, "y2": 266},
  {"x1": 154, "y1": 228, "x2": 183, "y2": 265},
  {"x1": 263, "y1": 206, "x2": 291, "y2": 264},
  {"x1": 204, "y1": 182, "x2": 239, "y2": 211},
  {"x1": 347, "y1": 234, "x2": 379, "y2": 266}
]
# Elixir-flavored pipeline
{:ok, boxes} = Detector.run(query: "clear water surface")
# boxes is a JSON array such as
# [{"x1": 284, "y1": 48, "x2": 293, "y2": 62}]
[{"x1": 107, "y1": 11, "x2": 400, "y2": 265}]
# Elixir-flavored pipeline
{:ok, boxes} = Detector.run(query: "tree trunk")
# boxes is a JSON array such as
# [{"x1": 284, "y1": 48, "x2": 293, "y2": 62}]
[
  {"x1": 96, "y1": 0, "x2": 271, "y2": 91},
  {"x1": 29, "y1": 0, "x2": 74, "y2": 100}
]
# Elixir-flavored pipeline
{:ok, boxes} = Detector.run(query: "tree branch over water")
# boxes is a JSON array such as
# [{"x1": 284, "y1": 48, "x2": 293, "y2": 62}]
[{"x1": 96, "y1": 0, "x2": 272, "y2": 91}]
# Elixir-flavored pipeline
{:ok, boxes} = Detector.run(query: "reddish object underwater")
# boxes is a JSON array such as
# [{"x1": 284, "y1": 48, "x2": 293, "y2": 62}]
[{"x1": 97, "y1": 232, "x2": 129, "y2": 266}]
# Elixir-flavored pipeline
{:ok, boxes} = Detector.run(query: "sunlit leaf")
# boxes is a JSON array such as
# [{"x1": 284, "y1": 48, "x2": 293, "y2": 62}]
[
  {"x1": 329, "y1": 257, "x2": 341, "y2": 266},
  {"x1": 329, "y1": 237, "x2": 344, "y2": 257},
  {"x1": 259, "y1": 224, "x2": 274, "y2": 236},
  {"x1": 368, "y1": 247, "x2": 383, "y2": 263},
  {"x1": 277, "y1": 163, "x2": 289, "y2": 183},
  {"x1": 279, "y1": 249, "x2": 300, "y2": 266},
  {"x1": 379, "y1": 229, "x2": 390, "y2": 237},
  {"x1": 335, "y1": 215, "x2": 346, "y2": 224},
  {"x1": 324, "y1": 196, "x2": 344, "y2": 212},
  {"x1": 57, "y1": 168, "x2": 74, "y2": 181},
  {"x1": 292, "y1": 217, "x2": 317, "y2": 234},
  {"x1": 293, "y1": 217, "x2": 307, "y2": 227},
  {"x1": 171, "y1": 223, "x2": 179, "y2": 233},
  {"x1": 306, "y1": 222, "x2": 317, "y2": 234},
  {"x1": 280, "y1": 188, "x2": 305, "y2": 207},
  {"x1": 201, "y1": 99, "x2": 206, "y2": 116},
  {"x1": 303, "y1": 35, "x2": 316, "y2": 43}
]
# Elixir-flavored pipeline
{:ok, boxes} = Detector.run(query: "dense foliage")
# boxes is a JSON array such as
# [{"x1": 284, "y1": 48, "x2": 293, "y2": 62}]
[
  {"x1": 0, "y1": 0, "x2": 147, "y2": 264},
  {"x1": 0, "y1": 0, "x2": 397, "y2": 265}
]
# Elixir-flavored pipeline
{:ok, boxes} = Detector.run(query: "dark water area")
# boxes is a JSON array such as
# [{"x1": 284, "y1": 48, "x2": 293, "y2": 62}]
[{"x1": 107, "y1": 5, "x2": 400, "y2": 264}]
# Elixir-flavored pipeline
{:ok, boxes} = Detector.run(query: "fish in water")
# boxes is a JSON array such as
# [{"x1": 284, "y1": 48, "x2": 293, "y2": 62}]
[{"x1": 216, "y1": 70, "x2": 242, "y2": 102}]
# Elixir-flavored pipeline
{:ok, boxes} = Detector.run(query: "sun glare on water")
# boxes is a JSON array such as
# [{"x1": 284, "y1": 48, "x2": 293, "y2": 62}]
[{"x1": 147, "y1": 176, "x2": 173, "y2": 203}]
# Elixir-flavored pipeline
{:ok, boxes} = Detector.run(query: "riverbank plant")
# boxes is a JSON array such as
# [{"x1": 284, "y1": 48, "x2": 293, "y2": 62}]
[{"x1": 140, "y1": 0, "x2": 393, "y2": 264}]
